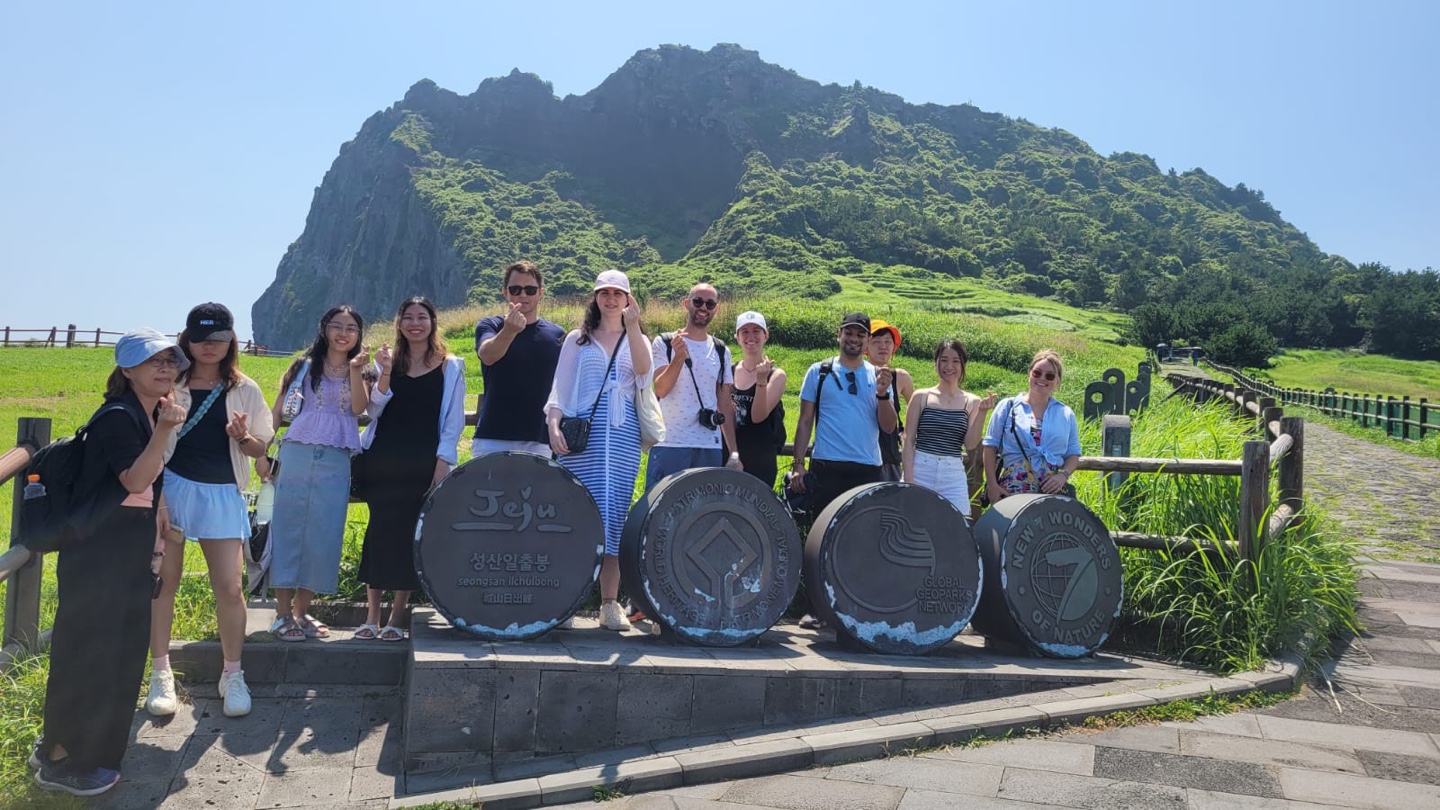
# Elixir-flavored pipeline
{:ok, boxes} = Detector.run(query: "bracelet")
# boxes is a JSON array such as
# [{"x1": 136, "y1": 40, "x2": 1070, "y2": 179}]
[{"x1": 729, "y1": 452, "x2": 740, "y2": 459}]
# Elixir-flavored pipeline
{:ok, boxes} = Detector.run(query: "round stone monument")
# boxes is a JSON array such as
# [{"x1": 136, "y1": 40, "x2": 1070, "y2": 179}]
[
  {"x1": 803, "y1": 482, "x2": 983, "y2": 655},
  {"x1": 415, "y1": 452, "x2": 603, "y2": 641},
  {"x1": 621, "y1": 468, "x2": 801, "y2": 646},
  {"x1": 970, "y1": 493, "x2": 1122, "y2": 658}
]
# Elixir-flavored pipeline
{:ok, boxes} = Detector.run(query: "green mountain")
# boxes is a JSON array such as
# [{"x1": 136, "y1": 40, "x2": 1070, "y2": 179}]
[{"x1": 253, "y1": 43, "x2": 1342, "y2": 353}]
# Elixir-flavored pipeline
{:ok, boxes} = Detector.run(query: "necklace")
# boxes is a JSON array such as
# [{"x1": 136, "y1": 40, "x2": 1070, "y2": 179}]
[{"x1": 324, "y1": 362, "x2": 348, "y2": 376}]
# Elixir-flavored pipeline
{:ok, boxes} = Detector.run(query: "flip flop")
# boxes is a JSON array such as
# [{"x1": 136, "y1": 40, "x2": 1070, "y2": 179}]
[
  {"x1": 299, "y1": 615, "x2": 330, "y2": 639},
  {"x1": 352, "y1": 624, "x2": 380, "y2": 641},
  {"x1": 378, "y1": 626, "x2": 407, "y2": 643},
  {"x1": 270, "y1": 616, "x2": 305, "y2": 642}
]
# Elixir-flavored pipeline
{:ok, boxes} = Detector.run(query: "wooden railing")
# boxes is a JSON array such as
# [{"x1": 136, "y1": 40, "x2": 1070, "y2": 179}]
[
  {"x1": 1205, "y1": 359, "x2": 1436, "y2": 441},
  {"x1": 1, "y1": 325, "x2": 290, "y2": 357},
  {"x1": 1, "y1": 418, "x2": 51, "y2": 661}
]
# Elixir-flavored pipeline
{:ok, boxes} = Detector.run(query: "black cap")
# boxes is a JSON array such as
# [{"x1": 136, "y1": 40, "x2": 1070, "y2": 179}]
[
  {"x1": 840, "y1": 312, "x2": 871, "y2": 332},
  {"x1": 186, "y1": 302, "x2": 235, "y2": 342}
]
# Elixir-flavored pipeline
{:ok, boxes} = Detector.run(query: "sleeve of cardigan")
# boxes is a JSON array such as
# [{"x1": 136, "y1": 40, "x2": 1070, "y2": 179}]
[{"x1": 435, "y1": 357, "x2": 468, "y2": 465}]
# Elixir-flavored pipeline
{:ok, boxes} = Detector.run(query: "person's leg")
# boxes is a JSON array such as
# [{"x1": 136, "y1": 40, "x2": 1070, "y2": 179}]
[
  {"x1": 385, "y1": 591, "x2": 412, "y2": 630},
  {"x1": 148, "y1": 529, "x2": 184, "y2": 662},
  {"x1": 293, "y1": 587, "x2": 314, "y2": 622},
  {"x1": 644, "y1": 446, "x2": 690, "y2": 492},
  {"x1": 600, "y1": 556, "x2": 621, "y2": 602},
  {"x1": 365, "y1": 588, "x2": 383, "y2": 627},
  {"x1": 199, "y1": 539, "x2": 247, "y2": 665}
]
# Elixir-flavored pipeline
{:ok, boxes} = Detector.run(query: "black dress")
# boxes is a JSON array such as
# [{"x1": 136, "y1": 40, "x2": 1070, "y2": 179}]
[
  {"x1": 359, "y1": 364, "x2": 442, "y2": 591},
  {"x1": 731, "y1": 379, "x2": 779, "y2": 490}
]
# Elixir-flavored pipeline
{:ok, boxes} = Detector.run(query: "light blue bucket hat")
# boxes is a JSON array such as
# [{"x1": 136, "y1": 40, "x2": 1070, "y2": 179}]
[{"x1": 115, "y1": 327, "x2": 190, "y2": 371}]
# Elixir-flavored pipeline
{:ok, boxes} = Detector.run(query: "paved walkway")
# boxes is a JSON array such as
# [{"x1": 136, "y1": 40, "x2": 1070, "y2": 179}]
[{"x1": 546, "y1": 423, "x2": 1440, "y2": 810}]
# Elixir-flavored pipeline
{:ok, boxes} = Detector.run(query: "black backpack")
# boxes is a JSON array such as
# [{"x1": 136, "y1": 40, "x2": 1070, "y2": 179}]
[{"x1": 16, "y1": 402, "x2": 144, "y2": 554}]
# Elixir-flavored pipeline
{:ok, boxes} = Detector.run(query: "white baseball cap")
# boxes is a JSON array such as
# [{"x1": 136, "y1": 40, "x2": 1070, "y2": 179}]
[
  {"x1": 735, "y1": 311, "x2": 768, "y2": 333},
  {"x1": 594, "y1": 269, "x2": 631, "y2": 294}
]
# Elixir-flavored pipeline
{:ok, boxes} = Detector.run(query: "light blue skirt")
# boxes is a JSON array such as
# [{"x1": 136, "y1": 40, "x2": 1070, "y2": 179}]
[
  {"x1": 163, "y1": 470, "x2": 251, "y2": 541},
  {"x1": 268, "y1": 441, "x2": 351, "y2": 594}
]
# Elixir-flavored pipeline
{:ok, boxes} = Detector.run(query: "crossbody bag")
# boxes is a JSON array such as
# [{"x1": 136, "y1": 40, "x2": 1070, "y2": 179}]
[{"x1": 559, "y1": 335, "x2": 622, "y2": 454}]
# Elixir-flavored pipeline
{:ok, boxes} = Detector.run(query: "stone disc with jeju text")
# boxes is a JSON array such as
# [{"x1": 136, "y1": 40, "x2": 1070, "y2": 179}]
[
  {"x1": 970, "y1": 493, "x2": 1122, "y2": 658},
  {"x1": 803, "y1": 482, "x2": 983, "y2": 655},
  {"x1": 415, "y1": 452, "x2": 603, "y2": 641},
  {"x1": 621, "y1": 468, "x2": 801, "y2": 646}
]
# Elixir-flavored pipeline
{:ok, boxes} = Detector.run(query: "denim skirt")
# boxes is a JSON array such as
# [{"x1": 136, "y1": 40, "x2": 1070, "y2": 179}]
[
  {"x1": 268, "y1": 441, "x2": 351, "y2": 594},
  {"x1": 163, "y1": 469, "x2": 251, "y2": 541}
]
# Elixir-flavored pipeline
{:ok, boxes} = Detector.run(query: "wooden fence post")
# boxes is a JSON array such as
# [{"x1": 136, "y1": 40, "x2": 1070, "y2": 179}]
[
  {"x1": 1238, "y1": 440, "x2": 1270, "y2": 564},
  {"x1": 1278, "y1": 416, "x2": 1304, "y2": 510},
  {"x1": 1422, "y1": 398, "x2": 1431, "y2": 440},
  {"x1": 1263, "y1": 405, "x2": 1283, "y2": 441},
  {"x1": 2, "y1": 326, "x2": 8, "y2": 347},
  {"x1": 1259, "y1": 397, "x2": 1277, "y2": 435},
  {"x1": 64, "y1": 324, "x2": 76, "y2": 348},
  {"x1": 93, "y1": 328, "x2": 102, "y2": 347},
  {"x1": 4, "y1": 417, "x2": 51, "y2": 650}
]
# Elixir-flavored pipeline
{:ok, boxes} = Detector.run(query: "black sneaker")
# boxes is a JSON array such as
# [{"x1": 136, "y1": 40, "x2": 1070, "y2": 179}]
[
  {"x1": 34, "y1": 762, "x2": 120, "y2": 796},
  {"x1": 28, "y1": 737, "x2": 60, "y2": 770}
]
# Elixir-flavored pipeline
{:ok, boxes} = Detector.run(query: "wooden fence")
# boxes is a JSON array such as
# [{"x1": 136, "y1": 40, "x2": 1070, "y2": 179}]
[
  {"x1": 1, "y1": 325, "x2": 289, "y2": 357},
  {"x1": 1206, "y1": 359, "x2": 1436, "y2": 441},
  {"x1": 1, "y1": 418, "x2": 50, "y2": 665}
]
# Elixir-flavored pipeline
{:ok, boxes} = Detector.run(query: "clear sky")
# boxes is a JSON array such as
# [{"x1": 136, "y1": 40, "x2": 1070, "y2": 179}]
[{"x1": 2, "y1": 0, "x2": 1435, "y2": 343}]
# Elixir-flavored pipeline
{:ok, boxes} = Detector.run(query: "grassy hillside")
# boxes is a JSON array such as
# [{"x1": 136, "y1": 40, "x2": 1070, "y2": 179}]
[{"x1": 1254, "y1": 349, "x2": 1440, "y2": 399}]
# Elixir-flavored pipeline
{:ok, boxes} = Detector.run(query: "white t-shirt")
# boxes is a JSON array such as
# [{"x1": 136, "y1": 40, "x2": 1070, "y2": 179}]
[{"x1": 651, "y1": 334, "x2": 734, "y2": 449}]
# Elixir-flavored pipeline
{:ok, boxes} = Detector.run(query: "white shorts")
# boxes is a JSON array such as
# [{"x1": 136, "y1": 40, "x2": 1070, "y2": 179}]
[
  {"x1": 163, "y1": 469, "x2": 251, "y2": 541},
  {"x1": 910, "y1": 450, "x2": 971, "y2": 517},
  {"x1": 471, "y1": 438, "x2": 552, "y2": 459}
]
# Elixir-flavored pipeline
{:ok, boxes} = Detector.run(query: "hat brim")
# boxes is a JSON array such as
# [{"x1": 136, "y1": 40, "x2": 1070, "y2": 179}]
[
  {"x1": 189, "y1": 329, "x2": 234, "y2": 343},
  {"x1": 871, "y1": 326, "x2": 901, "y2": 347}
]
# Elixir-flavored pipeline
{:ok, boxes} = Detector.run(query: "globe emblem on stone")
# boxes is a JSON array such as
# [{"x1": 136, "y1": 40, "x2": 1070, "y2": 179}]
[{"x1": 1028, "y1": 532, "x2": 1098, "y2": 623}]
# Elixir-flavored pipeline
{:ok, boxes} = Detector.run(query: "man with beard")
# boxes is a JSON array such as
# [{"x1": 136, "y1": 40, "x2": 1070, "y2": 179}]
[
  {"x1": 866, "y1": 318, "x2": 914, "y2": 481},
  {"x1": 646, "y1": 282, "x2": 743, "y2": 492}
]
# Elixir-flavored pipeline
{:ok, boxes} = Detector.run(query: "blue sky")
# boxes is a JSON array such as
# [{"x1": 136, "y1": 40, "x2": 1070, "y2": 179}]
[{"x1": 2, "y1": 1, "x2": 1435, "y2": 343}]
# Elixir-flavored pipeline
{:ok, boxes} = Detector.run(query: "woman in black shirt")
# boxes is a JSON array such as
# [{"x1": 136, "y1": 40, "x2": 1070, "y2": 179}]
[
  {"x1": 33, "y1": 329, "x2": 185, "y2": 797},
  {"x1": 729, "y1": 311, "x2": 788, "y2": 489}
]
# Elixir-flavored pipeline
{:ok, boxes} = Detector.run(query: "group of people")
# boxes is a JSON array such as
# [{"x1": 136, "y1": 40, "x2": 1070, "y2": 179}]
[{"x1": 31, "y1": 260, "x2": 1082, "y2": 797}]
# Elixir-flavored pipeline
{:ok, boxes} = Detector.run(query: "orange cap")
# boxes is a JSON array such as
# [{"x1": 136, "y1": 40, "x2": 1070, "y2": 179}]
[{"x1": 868, "y1": 318, "x2": 901, "y2": 348}]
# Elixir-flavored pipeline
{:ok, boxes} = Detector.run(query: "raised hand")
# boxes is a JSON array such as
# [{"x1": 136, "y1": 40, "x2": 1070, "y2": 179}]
[
  {"x1": 350, "y1": 344, "x2": 371, "y2": 371},
  {"x1": 225, "y1": 410, "x2": 250, "y2": 441},
  {"x1": 622, "y1": 294, "x2": 642, "y2": 326},
  {"x1": 978, "y1": 391, "x2": 998, "y2": 411},
  {"x1": 156, "y1": 394, "x2": 186, "y2": 430},
  {"x1": 503, "y1": 301, "x2": 527, "y2": 333},
  {"x1": 756, "y1": 357, "x2": 775, "y2": 383},
  {"x1": 375, "y1": 343, "x2": 394, "y2": 373},
  {"x1": 876, "y1": 366, "x2": 894, "y2": 394},
  {"x1": 669, "y1": 332, "x2": 690, "y2": 364}
]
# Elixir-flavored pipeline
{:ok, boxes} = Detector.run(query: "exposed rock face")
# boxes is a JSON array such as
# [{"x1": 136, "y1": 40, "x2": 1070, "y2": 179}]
[{"x1": 252, "y1": 44, "x2": 1319, "y2": 350}]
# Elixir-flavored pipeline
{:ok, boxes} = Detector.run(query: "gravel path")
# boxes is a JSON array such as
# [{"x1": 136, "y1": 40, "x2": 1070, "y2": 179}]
[{"x1": 1303, "y1": 421, "x2": 1440, "y2": 557}]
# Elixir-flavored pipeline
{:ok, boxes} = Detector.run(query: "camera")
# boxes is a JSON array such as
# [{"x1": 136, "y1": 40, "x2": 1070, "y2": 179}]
[{"x1": 696, "y1": 407, "x2": 726, "y2": 430}]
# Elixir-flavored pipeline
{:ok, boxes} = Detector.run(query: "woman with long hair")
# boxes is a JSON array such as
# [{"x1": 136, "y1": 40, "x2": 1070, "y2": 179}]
[
  {"x1": 901, "y1": 339, "x2": 996, "y2": 517},
  {"x1": 266, "y1": 305, "x2": 371, "y2": 641},
  {"x1": 982, "y1": 348, "x2": 1081, "y2": 502},
  {"x1": 145, "y1": 303, "x2": 273, "y2": 719},
  {"x1": 544, "y1": 270, "x2": 651, "y2": 631},
  {"x1": 33, "y1": 330, "x2": 186, "y2": 797},
  {"x1": 355, "y1": 297, "x2": 466, "y2": 641}
]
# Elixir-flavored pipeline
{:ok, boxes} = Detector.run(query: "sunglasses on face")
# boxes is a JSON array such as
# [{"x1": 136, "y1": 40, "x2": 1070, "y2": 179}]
[
  {"x1": 691, "y1": 298, "x2": 718, "y2": 310},
  {"x1": 507, "y1": 285, "x2": 539, "y2": 296},
  {"x1": 1030, "y1": 369, "x2": 1057, "y2": 381}
]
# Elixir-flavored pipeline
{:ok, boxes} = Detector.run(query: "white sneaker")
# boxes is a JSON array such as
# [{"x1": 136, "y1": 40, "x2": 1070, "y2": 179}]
[
  {"x1": 145, "y1": 670, "x2": 177, "y2": 717},
  {"x1": 218, "y1": 670, "x2": 252, "y2": 718},
  {"x1": 557, "y1": 615, "x2": 578, "y2": 629},
  {"x1": 599, "y1": 601, "x2": 631, "y2": 632}
]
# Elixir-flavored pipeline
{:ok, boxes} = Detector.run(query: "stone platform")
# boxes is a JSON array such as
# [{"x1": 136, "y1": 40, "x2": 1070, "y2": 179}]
[{"x1": 402, "y1": 606, "x2": 1215, "y2": 794}]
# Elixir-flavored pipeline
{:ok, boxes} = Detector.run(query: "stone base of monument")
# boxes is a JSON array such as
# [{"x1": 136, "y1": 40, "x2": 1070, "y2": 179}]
[{"x1": 401, "y1": 605, "x2": 1192, "y2": 792}]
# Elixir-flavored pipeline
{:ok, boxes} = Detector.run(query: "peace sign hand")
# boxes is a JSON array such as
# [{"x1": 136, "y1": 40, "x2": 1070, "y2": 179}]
[{"x1": 225, "y1": 411, "x2": 250, "y2": 441}]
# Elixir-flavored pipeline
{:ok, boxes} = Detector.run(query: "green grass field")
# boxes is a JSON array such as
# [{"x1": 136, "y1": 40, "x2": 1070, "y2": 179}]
[{"x1": 1256, "y1": 349, "x2": 1440, "y2": 400}]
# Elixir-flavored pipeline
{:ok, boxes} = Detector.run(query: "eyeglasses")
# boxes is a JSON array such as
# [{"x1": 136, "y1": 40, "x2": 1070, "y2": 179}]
[
  {"x1": 326, "y1": 323, "x2": 361, "y2": 335},
  {"x1": 832, "y1": 369, "x2": 858, "y2": 395},
  {"x1": 143, "y1": 354, "x2": 180, "y2": 369},
  {"x1": 690, "y1": 298, "x2": 718, "y2": 310},
  {"x1": 1030, "y1": 369, "x2": 1057, "y2": 381},
  {"x1": 507, "y1": 285, "x2": 539, "y2": 296}
]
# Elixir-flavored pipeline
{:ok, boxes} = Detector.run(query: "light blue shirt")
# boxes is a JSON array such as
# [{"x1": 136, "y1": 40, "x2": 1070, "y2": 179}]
[
  {"x1": 800, "y1": 358, "x2": 882, "y2": 466},
  {"x1": 982, "y1": 395, "x2": 1081, "y2": 467}
]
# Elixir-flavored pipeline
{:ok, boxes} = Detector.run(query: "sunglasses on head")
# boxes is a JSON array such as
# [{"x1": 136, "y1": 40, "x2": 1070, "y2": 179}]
[
  {"x1": 1030, "y1": 369, "x2": 1057, "y2": 381},
  {"x1": 691, "y1": 297, "x2": 718, "y2": 310},
  {"x1": 507, "y1": 285, "x2": 539, "y2": 296}
]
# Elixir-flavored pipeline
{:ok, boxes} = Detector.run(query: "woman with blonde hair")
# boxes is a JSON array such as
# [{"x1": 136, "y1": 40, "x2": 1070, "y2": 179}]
[
  {"x1": 146, "y1": 303, "x2": 273, "y2": 720},
  {"x1": 545, "y1": 270, "x2": 651, "y2": 631},
  {"x1": 982, "y1": 348, "x2": 1081, "y2": 502},
  {"x1": 356, "y1": 296, "x2": 466, "y2": 641}
]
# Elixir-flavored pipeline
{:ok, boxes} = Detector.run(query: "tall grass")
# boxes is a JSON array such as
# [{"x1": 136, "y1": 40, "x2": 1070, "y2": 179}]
[{"x1": 1082, "y1": 396, "x2": 1359, "y2": 672}]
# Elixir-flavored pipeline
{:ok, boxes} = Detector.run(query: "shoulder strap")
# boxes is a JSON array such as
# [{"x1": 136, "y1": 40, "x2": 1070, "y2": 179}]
[
  {"x1": 814, "y1": 358, "x2": 836, "y2": 418},
  {"x1": 82, "y1": 401, "x2": 145, "y2": 441},
  {"x1": 661, "y1": 332, "x2": 675, "y2": 363},
  {"x1": 585, "y1": 335, "x2": 624, "y2": 421},
  {"x1": 175, "y1": 384, "x2": 225, "y2": 441}
]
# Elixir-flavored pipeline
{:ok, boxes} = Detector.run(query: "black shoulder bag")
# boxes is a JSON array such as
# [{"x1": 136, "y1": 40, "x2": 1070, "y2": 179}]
[{"x1": 560, "y1": 335, "x2": 622, "y2": 455}]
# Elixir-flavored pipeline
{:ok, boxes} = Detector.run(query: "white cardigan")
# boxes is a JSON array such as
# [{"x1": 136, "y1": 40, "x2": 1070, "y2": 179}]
[
  {"x1": 362, "y1": 356, "x2": 467, "y2": 466},
  {"x1": 164, "y1": 374, "x2": 275, "y2": 491}
]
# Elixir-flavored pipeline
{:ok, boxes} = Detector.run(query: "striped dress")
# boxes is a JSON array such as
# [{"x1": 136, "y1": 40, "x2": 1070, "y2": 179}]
[{"x1": 550, "y1": 334, "x2": 645, "y2": 556}]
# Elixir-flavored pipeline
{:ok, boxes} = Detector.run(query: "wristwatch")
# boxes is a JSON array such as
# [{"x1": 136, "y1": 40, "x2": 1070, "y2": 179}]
[{"x1": 876, "y1": 392, "x2": 890, "y2": 400}]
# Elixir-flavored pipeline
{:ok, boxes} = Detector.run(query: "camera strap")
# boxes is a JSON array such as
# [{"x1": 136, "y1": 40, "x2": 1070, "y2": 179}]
[{"x1": 684, "y1": 358, "x2": 713, "y2": 409}]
